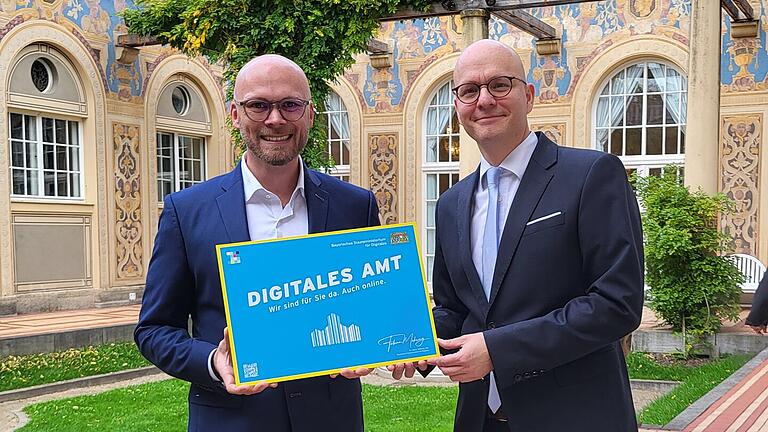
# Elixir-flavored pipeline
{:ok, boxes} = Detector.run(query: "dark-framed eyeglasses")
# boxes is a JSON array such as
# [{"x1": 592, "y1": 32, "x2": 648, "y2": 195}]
[
  {"x1": 235, "y1": 98, "x2": 311, "y2": 122},
  {"x1": 452, "y1": 76, "x2": 527, "y2": 104}
]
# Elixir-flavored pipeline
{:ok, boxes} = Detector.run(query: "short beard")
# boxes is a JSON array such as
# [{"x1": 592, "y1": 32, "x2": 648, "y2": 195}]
[{"x1": 242, "y1": 131, "x2": 305, "y2": 166}]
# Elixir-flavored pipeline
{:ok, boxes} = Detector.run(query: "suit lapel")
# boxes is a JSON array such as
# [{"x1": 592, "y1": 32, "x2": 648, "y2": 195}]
[
  {"x1": 216, "y1": 163, "x2": 250, "y2": 243},
  {"x1": 304, "y1": 168, "x2": 329, "y2": 234},
  {"x1": 489, "y1": 134, "x2": 558, "y2": 305},
  {"x1": 457, "y1": 169, "x2": 492, "y2": 313}
]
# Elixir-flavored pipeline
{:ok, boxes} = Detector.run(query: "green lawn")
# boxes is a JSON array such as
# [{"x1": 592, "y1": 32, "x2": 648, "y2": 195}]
[
  {"x1": 626, "y1": 352, "x2": 752, "y2": 426},
  {"x1": 9, "y1": 346, "x2": 754, "y2": 430},
  {"x1": 19, "y1": 381, "x2": 458, "y2": 432},
  {"x1": 0, "y1": 343, "x2": 149, "y2": 392}
]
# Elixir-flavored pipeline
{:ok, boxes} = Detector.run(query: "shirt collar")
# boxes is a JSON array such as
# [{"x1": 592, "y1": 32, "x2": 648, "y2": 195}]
[
  {"x1": 241, "y1": 153, "x2": 306, "y2": 203},
  {"x1": 479, "y1": 131, "x2": 538, "y2": 189}
]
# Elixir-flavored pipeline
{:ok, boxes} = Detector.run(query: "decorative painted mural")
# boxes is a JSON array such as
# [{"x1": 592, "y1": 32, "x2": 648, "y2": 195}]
[
  {"x1": 347, "y1": 0, "x2": 692, "y2": 112},
  {"x1": 113, "y1": 122, "x2": 144, "y2": 280},
  {"x1": 720, "y1": 3, "x2": 768, "y2": 93},
  {"x1": 531, "y1": 123, "x2": 566, "y2": 145},
  {"x1": 720, "y1": 114, "x2": 761, "y2": 255},
  {"x1": 369, "y1": 133, "x2": 398, "y2": 224}
]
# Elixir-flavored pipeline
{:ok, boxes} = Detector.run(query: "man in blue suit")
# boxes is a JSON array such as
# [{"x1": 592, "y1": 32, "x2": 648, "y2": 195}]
[
  {"x1": 425, "y1": 40, "x2": 644, "y2": 431},
  {"x1": 135, "y1": 55, "x2": 379, "y2": 432}
]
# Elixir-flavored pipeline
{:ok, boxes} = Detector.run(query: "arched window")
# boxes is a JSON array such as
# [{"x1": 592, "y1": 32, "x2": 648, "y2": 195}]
[
  {"x1": 156, "y1": 80, "x2": 209, "y2": 201},
  {"x1": 321, "y1": 92, "x2": 350, "y2": 181},
  {"x1": 8, "y1": 45, "x2": 85, "y2": 199},
  {"x1": 593, "y1": 61, "x2": 687, "y2": 178},
  {"x1": 423, "y1": 80, "x2": 460, "y2": 284}
]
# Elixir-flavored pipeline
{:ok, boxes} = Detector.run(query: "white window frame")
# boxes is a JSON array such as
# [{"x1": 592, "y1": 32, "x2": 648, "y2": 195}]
[
  {"x1": 592, "y1": 61, "x2": 687, "y2": 176},
  {"x1": 422, "y1": 80, "x2": 461, "y2": 288},
  {"x1": 156, "y1": 131, "x2": 207, "y2": 202},
  {"x1": 9, "y1": 111, "x2": 84, "y2": 201},
  {"x1": 322, "y1": 92, "x2": 351, "y2": 182}
]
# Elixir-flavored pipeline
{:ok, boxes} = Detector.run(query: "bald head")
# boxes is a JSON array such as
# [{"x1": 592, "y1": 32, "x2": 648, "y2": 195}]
[
  {"x1": 454, "y1": 39, "x2": 527, "y2": 83},
  {"x1": 233, "y1": 54, "x2": 311, "y2": 101}
]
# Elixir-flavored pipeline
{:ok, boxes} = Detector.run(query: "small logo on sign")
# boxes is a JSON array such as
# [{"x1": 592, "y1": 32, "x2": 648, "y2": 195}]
[
  {"x1": 390, "y1": 232, "x2": 409, "y2": 244},
  {"x1": 226, "y1": 251, "x2": 241, "y2": 264}
]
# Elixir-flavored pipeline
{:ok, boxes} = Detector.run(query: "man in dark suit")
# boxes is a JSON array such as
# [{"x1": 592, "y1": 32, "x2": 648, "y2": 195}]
[
  {"x1": 135, "y1": 55, "x2": 379, "y2": 432},
  {"x1": 746, "y1": 276, "x2": 768, "y2": 334},
  {"x1": 425, "y1": 39, "x2": 644, "y2": 431}
]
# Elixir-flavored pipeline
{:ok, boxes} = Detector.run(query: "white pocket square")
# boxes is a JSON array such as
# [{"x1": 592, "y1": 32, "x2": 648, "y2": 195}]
[{"x1": 526, "y1": 211, "x2": 562, "y2": 226}]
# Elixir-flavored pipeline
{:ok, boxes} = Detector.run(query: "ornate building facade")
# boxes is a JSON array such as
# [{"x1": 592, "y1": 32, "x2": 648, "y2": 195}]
[{"x1": 0, "y1": 0, "x2": 765, "y2": 314}]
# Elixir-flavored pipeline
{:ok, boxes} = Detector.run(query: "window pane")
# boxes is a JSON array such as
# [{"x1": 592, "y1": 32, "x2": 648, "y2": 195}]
[
  {"x1": 10, "y1": 113, "x2": 23, "y2": 139},
  {"x1": 647, "y1": 94, "x2": 663, "y2": 125},
  {"x1": 193, "y1": 161, "x2": 201, "y2": 181},
  {"x1": 44, "y1": 170, "x2": 55, "y2": 196},
  {"x1": 341, "y1": 141, "x2": 349, "y2": 166},
  {"x1": 647, "y1": 129, "x2": 662, "y2": 155},
  {"x1": 625, "y1": 95, "x2": 643, "y2": 126},
  {"x1": 27, "y1": 142, "x2": 38, "y2": 169},
  {"x1": 439, "y1": 173, "x2": 450, "y2": 194},
  {"x1": 43, "y1": 144, "x2": 54, "y2": 169},
  {"x1": 56, "y1": 145, "x2": 67, "y2": 171},
  {"x1": 627, "y1": 64, "x2": 643, "y2": 93},
  {"x1": 43, "y1": 118, "x2": 54, "y2": 143},
  {"x1": 626, "y1": 128, "x2": 642, "y2": 156},
  {"x1": 68, "y1": 121, "x2": 78, "y2": 146},
  {"x1": 610, "y1": 70, "x2": 625, "y2": 94},
  {"x1": 610, "y1": 129, "x2": 623, "y2": 155},
  {"x1": 11, "y1": 141, "x2": 24, "y2": 167},
  {"x1": 612, "y1": 96, "x2": 624, "y2": 126},
  {"x1": 451, "y1": 173, "x2": 459, "y2": 185},
  {"x1": 26, "y1": 170, "x2": 38, "y2": 195},
  {"x1": 646, "y1": 128, "x2": 662, "y2": 155},
  {"x1": 331, "y1": 141, "x2": 341, "y2": 165},
  {"x1": 70, "y1": 173, "x2": 80, "y2": 197},
  {"x1": 55, "y1": 119, "x2": 66, "y2": 144},
  {"x1": 596, "y1": 129, "x2": 609, "y2": 152},
  {"x1": 665, "y1": 93, "x2": 680, "y2": 124},
  {"x1": 427, "y1": 201, "x2": 436, "y2": 227},
  {"x1": 647, "y1": 63, "x2": 665, "y2": 92},
  {"x1": 665, "y1": 127, "x2": 679, "y2": 154},
  {"x1": 438, "y1": 136, "x2": 449, "y2": 162},
  {"x1": 649, "y1": 168, "x2": 662, "y2": 177},
  {"x1": 427, "y1": 229, "x2": 435, "y2": 254},
  {"x1": 12, "y1": 169, "x2": 25, "y2": 194},
  {"x1": 426, "y1": 137, "x2": 438, "y2": 163},
  {"x1": 56, "y1": 172, "x2": 68, "y2": 196},
  {"x1": 596, "y1": 97, "x2": 610, "y2": 127},
  {"x1": 427, "y1": 175, "x2": 437, "y2": 199},
  {"x1": 25, "y1": 115, "x2": 36, "y2": 141},
  {"x1": 680, "y1": 130, "x2": 686, "y2": 154},
  {"x1": 426, "y1": 256, "x2": 434, "y2": 283},
  {"x1": 69, "y1": 147, "x2": 79, "y2": 171}
]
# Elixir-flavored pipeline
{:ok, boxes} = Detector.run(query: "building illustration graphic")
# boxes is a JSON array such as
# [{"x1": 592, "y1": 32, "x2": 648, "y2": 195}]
[{"x1": 311, "y1": 313, "x2": 361, "y2": 347}]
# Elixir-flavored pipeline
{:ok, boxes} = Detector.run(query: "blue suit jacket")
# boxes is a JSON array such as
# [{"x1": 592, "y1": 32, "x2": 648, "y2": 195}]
[
  {"x1": 431, "y1": 133, "x2": 644, "y2": 431},
  {"x1": 136, "y1": 163, "x2": 380, "y2": 432}
]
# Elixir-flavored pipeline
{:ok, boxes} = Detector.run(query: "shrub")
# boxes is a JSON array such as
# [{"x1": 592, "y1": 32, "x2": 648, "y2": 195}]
[{"x1": 633, "y1": 167, "x2": 743, "y2": 356}]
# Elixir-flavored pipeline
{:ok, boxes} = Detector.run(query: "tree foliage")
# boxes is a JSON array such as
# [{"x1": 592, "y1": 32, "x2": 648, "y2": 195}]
[
  {"x1": 124, "y1": 0, "x2": 431, "y2": 167},
  {"x1": 633, "y1": 168, "x2": 743, "y2": 356}
]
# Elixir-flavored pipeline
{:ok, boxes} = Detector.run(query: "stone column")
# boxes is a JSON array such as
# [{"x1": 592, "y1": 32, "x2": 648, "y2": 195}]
[
  {"x1": 458, "y1": 9, "x2": 489, "y2": 178},
  {"x1": 684, "y1": 3, "x2": 721, "y2": 194}
]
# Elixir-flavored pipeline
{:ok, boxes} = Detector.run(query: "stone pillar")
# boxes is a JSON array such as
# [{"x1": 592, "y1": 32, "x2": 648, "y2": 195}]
[
  {"x1": 458, "y1": 9, "x2": 489, "y2": 178},
  {"x1": 684, "y1": 3, "x2": 721, "y2": 194}
]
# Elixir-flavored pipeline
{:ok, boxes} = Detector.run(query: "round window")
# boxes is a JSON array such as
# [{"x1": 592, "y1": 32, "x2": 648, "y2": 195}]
[
  {"x1": 171, "y1": 86, "x2": 190, "y2": 116},
  {"x1": 31, "y1": 59, "x2": 54, "y2": 93}
]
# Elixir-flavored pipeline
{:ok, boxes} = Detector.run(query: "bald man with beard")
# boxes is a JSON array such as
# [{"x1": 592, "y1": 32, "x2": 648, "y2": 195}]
[
  {"x1": 136, "y1": 55, "x2": 379, "y2": 432},
  {"x1": 416, "y1": 40, "x2": 644, "y2": 431}
]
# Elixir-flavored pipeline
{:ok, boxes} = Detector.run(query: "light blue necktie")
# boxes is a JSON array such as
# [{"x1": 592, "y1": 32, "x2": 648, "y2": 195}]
[{"x1": 482, "y1": 167, "x2": 502, "y2": 413}]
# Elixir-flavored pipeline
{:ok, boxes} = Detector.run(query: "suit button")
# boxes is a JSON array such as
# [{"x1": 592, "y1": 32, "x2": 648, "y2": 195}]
[
  {"x1": 487, "y1": 322, "x2": 496, "y2": 329},
  {"x1": 513, "y1": 374, "x2": 522, "y2": 382},
  {"x1": 523, "y1": 372, "x2": 531, "y2": 380},
  {"x1": 289, "y1": 392, "x2": 302, "y2": 398}
]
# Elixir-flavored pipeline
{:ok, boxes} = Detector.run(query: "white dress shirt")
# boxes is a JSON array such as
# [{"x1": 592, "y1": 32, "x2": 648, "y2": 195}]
[
  {"x1": 209, "y1": 154, "x2": 309, "y2": 381},
  {"x1": 471, "y1": 131, "x2": 538, "y2": 281}
]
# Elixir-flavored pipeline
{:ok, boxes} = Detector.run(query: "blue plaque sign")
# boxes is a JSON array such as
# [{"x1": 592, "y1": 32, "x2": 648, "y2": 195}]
[{"x1": 216, "y1": 223, "x2": 439, "y2": 385}]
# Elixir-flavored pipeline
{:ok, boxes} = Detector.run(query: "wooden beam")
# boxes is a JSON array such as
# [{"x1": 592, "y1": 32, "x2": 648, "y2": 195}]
[
  {"x1": 732, "y1": 0, "x2": 754, "y2": 20},
  {"x1": 382, "y1": 0, "x2": 602, "y2": 21},
  {"x1": 720, "y1": 0, "x2": 740, "y2": 20},
  {"x1": 116, "y1": 33, "x2": 160, "y2": 47},
  {"x1": 493, "y1": 9, "x2": 556, "y2": 39}
]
